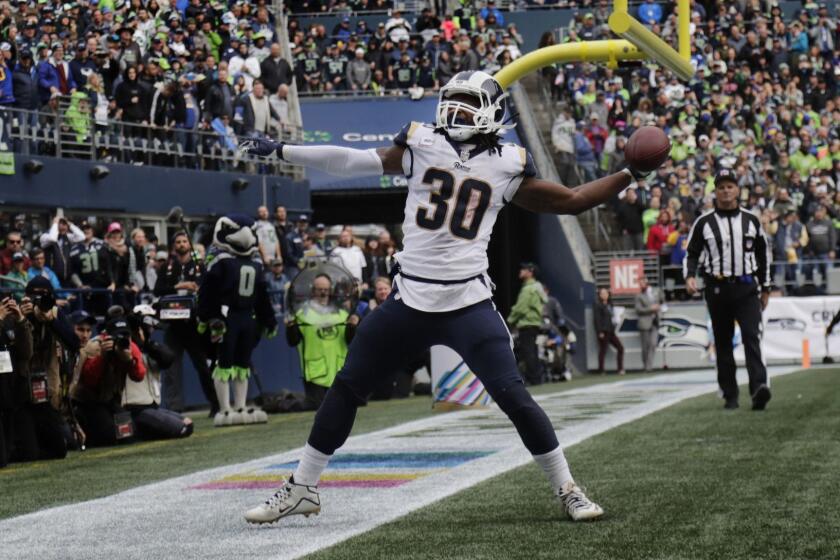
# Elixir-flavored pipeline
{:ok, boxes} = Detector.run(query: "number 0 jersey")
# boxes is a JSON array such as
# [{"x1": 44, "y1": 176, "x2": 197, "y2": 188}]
[{"x1": 392, "y1": 122, "x2": 536, "y2": 312}]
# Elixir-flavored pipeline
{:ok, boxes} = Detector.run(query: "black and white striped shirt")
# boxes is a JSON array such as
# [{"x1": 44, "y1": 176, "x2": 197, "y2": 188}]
[{"x1": 683, "y1": 206, "x2": 772, "y2": 288}]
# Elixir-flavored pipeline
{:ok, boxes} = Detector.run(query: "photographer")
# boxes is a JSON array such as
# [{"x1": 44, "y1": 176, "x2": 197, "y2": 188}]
[
  {"x1": 10, "y1": 277, "x2": 80, "y2": 461},
  {"x1": 122, "y1": 306, "x2": 193, "y2": 440},
  {"x1": 71, "y1": 316, "x2": 146, "y2": 447},
  {"x1": 0, "y1": 296, "x2": 33, "y2": 468},
  {"x1": 154, "y1": 231, "x2": 218, "y2": 415}
]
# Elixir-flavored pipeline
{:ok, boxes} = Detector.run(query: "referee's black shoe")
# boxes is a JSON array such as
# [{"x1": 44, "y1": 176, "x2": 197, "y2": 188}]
[{"x1": 751, "y1": 385, "x2": 772, "y2": 411}]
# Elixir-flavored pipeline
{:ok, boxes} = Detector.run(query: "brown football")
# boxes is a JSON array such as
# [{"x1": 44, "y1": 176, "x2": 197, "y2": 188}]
[{"x1": 624, "y1": 126, "x2": 671, "y2": 173}]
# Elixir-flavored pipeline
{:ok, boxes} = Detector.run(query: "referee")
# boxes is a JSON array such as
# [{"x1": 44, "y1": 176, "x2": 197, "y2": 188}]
[{"x1": 683, "y1": 169, "x2": 773, "y2": 411}]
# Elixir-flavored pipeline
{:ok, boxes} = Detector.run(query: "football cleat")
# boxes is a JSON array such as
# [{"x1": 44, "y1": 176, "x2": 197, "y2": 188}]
[
  {"x1": 558, "y1": 482, "x2": 604, "y2": 521},
  {"x1": 244, "y1": 477, "x2": 321, "y2": 524}
]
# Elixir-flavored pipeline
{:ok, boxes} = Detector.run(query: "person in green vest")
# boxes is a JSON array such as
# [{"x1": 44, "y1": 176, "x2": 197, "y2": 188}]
[
  {"x1": 507, "y1": 262, "x2": 547, "y2": 386},
  {"x1": 286, "y1": 273, "x2": 359, "y2": 409}
]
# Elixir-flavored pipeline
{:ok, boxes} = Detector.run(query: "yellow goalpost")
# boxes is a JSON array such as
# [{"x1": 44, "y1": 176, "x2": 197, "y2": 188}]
[{"x1": 494, "y1": 0, "x2": 694, "y2": 89}]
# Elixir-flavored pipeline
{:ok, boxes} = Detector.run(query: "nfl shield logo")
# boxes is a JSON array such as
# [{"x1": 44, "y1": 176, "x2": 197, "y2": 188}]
[{"x1": 745, "y1": 237, "x2": 754, "y2": 250}]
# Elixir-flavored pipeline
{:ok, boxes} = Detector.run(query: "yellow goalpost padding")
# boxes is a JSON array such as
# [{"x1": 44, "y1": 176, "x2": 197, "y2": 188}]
[{"x1": 494, "y1": 0, "x2": 694, "y2": 89}]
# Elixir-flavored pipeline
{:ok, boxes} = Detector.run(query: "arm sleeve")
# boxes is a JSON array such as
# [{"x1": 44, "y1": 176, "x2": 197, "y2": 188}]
[
  {"x1": 68, "y1": 224, "x2": 85, "y2": 243},
  {"x1": 40, "y1": 223, "x2": 59, "y2": 246},
  {"x1": 682, "y1": 217, "x2": 706, "y2": 279},
  {"x1": 285, "y1": 322, "x2": 302, "y2": 346},
  {"x1": 127, "y1": 341, "x2": 146, "y2": 382},
  {"x1": 281, "y1": 144, "x2": 384, "y2": 177}
]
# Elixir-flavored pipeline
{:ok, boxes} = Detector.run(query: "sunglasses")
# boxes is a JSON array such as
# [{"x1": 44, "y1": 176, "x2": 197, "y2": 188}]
[{"x1": 7, "y1": 239, "x2": 22, "y2": 245}]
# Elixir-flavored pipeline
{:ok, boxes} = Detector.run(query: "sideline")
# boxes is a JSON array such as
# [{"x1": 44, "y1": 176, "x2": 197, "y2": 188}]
[{"x1": 0, "y1": 367, "x2": 799, "y2": 560}]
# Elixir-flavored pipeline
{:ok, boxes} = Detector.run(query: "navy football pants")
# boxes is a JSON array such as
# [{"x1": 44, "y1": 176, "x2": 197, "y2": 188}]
[{"x1": 308, "y1": 293, "x2": 560, "y2": 456}]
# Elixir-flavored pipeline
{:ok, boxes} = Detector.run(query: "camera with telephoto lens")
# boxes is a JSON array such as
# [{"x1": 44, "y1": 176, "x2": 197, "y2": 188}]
[{"x1": 31, "y1": 292, "x2": 56, "y2": 312}]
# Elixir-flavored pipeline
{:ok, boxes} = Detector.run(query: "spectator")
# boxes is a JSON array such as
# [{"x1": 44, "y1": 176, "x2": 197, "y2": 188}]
[
  {"x1": 551, "y1": 105, "x2": 577, "y2": 186},
  {"x1": 40, "y1": 216, "x2": 85, "y2": 288},
  {"x1": 615, "y1": 188, "x2": 646, "y2": 251},
  {"x1": 0, "y1": 44, "x2": 14, "y2": 106},
  {"x1": 638, "y1": 0, "x2": 663, "y2": 25},
  {"x1": 114, "y1": 66, "x2": 148, "y2": 125},
  {"x1": 805, "y1": 204, "x2": 836, "y2": 281},
  {"x1": 480, "y1": 0, "x2": 505, "y2": 27},
  {"x1": 313, "y1": 223, "x2": 334, "y2": 255},
  {"x1": 285, "y1": 214, "x2": 309, "y2": 277},
  {"x1": 69, "y1": 223, "x2": 111, "y2": 317},
  {"x1": 26, "y1": 248, "x2": 62, "y2": 294},
  {"x1": 647, "y1": 209, "x2": 675, "y2": 258},
  {"x1": 266, "y1": 258, "x2": 290, "y2": 320},
  {"x1": 255, "y1": 205, "x2": 282, "y2": 267},
  {"x1": 286, "y1": 273, "x2": 358, "y2": 409},
  {"x1": 773, "y1": 210, "x2": 808, "y2": 287},
  {"x1": 1, "y1": 231, "x2": 29, "y2": 275},
  {"x1": 241, "y1": 80, "x2": 281, "y2": 136},
  {"x1": 203, "y1": 65, "x2": 235, "y2": 123},
  {"x1": 347, "y1": 48, "x2": 371, "y2": 92},
  {"x1": 104, "y1": 223, "x2": 136, "y2": 309},
  {"x1": 362, "y1": 235, "x2": 389, "y2": 286},
  {"x1": 634, "y1": 275, "x2": 663, "y2": 373},
  {"x1": 2, "y1": 253, "x2": 29, "y2": 291},
  {"x1": 268, "y1": 83, "x2": 290, "y2": 125},
  {"x1": 37, "y1": 43, "x2": 77, "y2": 106},
  {"x1": 11, "y1": 50, "x2": 38, "y2": 112},
  {"x1": 330, "y1": 228, "x2": 367, "y2": 284},
  {"x1": 260, "y1": 43, "x2": 293, "y2": 94},
  {"x1": 594, "y1": 287, "x2": 624, "y2": 375},
  {"x1": 508, "y1": 262, "x2": 547, "y2": 386}
]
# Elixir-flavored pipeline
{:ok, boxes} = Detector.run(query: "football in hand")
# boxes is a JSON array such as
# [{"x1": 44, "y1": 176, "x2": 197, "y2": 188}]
[{"x1": 624, "y1": 126, "x2": 671, "y2": 173}]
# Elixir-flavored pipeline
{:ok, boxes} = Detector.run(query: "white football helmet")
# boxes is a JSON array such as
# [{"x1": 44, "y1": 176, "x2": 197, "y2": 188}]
[{"x1": 436, "y1": 71, "x2": 511, "y2": 141}]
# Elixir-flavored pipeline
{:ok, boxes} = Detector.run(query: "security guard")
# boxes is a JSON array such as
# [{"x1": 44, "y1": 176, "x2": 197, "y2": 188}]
[{"x1": 683, "y1": 169, "x2": 773, "y2": 411}]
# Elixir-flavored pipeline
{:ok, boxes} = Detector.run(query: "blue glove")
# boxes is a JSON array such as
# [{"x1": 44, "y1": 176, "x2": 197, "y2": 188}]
[{"x1": 238, "y1": 137, "x2": 285, "y2": 158}]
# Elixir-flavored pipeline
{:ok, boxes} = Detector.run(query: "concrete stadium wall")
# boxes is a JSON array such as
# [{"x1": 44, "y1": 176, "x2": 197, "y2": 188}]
[{"x1": 1, "y1": 155, "x2": 310, "y2": 217}]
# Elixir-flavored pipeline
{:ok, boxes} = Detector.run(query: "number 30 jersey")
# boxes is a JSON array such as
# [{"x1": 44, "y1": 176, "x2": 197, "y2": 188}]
[{"x1": 392, "y1": 122, "x2": 536, "y2": 312}]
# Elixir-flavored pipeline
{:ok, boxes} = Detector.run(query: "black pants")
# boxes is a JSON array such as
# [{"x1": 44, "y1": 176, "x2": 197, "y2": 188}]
[
  {"x1": 162, "y1": 322, "x2": 218, "y2": 412},
  {"x1": 126, "y1": 404, "x2": 193, "y2": 440},
  {"x1": 9, "y1": 403, "x2": 68, "y2": 462},
  {"x1": 74, "y1": 400, "x2": 126, "y2": 448},
  {"x1": 307, "y1": 293, "x2": 559, "y2": 456},
  {"x1": 706, "y1": 282, "x2": 767, "y2": 401},
  {"x1": 517, "y1": 326, "x2": 543, "y2": 385}
]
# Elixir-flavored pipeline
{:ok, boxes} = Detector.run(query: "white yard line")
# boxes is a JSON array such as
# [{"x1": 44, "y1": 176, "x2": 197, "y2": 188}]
[{"x1": 0, "y1": 366, "x2": 800, "y2": 560}]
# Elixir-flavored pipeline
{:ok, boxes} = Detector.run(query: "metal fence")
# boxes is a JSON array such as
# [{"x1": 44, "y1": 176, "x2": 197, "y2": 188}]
[
  {"x1": 1, "y1": 104, "x2": 304, "y2": 179},
  {"x1": 595, "y1": 250, "x2": 840, "y2": 303}
]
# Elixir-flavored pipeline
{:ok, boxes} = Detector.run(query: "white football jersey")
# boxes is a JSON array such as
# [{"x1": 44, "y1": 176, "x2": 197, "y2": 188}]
[{"x1": 392, "y1": 122, "x2": 536, "y2": 312}]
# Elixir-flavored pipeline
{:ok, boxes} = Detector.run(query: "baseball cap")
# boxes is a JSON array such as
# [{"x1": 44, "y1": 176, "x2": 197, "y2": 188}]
[
  {"x1": 12, "y1": 252, "x2": 24, "y2": 261},
  {"x1": 698, "y1": 134, "x2": 710, "y2": 143},
  {"x1": 714, "y1": 169, "x2": 738, "y2": 187},
  {"x1": 520, "y1": 261, "x2": 538, "y2": 272},
  {"x1": 107, "y1": 222, "x2": 123, "y2": 234},
  {"x1": 297, "y1": 214, "x2": 309, "y2": 222},
  {"x1": 0, "y1": 42, "x2": 11, "y2": 52},
  {"x1": 316, "y1": 223, "x2": 326, "y2": 230},
  {"x1": 70, "y1": 310, "x2": 97, "y2": 326}
]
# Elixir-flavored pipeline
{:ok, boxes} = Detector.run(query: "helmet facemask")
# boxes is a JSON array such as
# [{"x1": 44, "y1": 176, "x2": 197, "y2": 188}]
[{"x1": 436, "y1": 81, "x2": 510, "y2": 142}]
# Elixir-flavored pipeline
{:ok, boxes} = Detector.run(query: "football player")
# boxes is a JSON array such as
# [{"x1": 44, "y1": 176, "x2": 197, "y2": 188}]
[
  {"x1": 197, "y1": 215, "x2": 277, "y2": 426},
  {"x1": 239, "y1": 71, "x2": 652, "y2": 523}
]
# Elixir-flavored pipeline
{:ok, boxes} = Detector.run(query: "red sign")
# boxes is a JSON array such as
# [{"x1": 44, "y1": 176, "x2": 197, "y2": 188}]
[{"x1": 609, "y1": 259, "x2": 644, "y2": 295}]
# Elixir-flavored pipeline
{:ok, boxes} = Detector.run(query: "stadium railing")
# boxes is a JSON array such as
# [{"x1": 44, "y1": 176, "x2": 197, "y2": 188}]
[{"x1": 1, "y1": 105, "x2": 304, "y2": 179}]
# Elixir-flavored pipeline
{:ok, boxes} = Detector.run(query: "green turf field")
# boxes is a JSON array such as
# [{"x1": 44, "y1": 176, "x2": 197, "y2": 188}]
[
  {"x1": 308, "y1": 369, "x2": 840, "y2": 560},
  {"x1": 0, "y1": 373, "x2": 636, "y2": 520}
]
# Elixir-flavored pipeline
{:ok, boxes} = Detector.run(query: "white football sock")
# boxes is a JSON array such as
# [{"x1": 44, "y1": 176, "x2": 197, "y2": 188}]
[
  {"x1": 533, "y1": 446, "x2": 574, "y2": 493},
  {"x1": 214, "y1": 380, "x2": 230, "y2": 412},
  {"x1": 292, "y1": 443, "x2": 332, "y2": 486},
  {"x1": 233, "y1": 377, "x2": 249, "y2": 410}
]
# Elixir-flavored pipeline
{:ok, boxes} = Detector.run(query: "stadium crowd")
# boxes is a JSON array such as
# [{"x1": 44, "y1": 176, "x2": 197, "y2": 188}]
[
  {"x1": 0, "y1": 204, "x2": 411, "y2": 467},
  {"x1": 548, "y1": 1, "x2": 839, "y2": 294}
]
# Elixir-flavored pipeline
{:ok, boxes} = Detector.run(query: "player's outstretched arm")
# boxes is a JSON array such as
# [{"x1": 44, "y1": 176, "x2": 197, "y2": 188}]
[
  {"x1": 238, "y1": 138, "x2": 406, "y2": 177},
  {"x1": 512, "y1": 169, "x2": 635, "y2": 215}
]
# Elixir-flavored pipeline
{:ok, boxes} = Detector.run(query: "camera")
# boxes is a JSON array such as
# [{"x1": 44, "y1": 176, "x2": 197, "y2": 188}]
[
  {"x1": 113, "y1": 331, "x2": 131, "y2": 351},
  {"x1": 31, "y1": 293, "x2": 56, "y2": 312}
]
